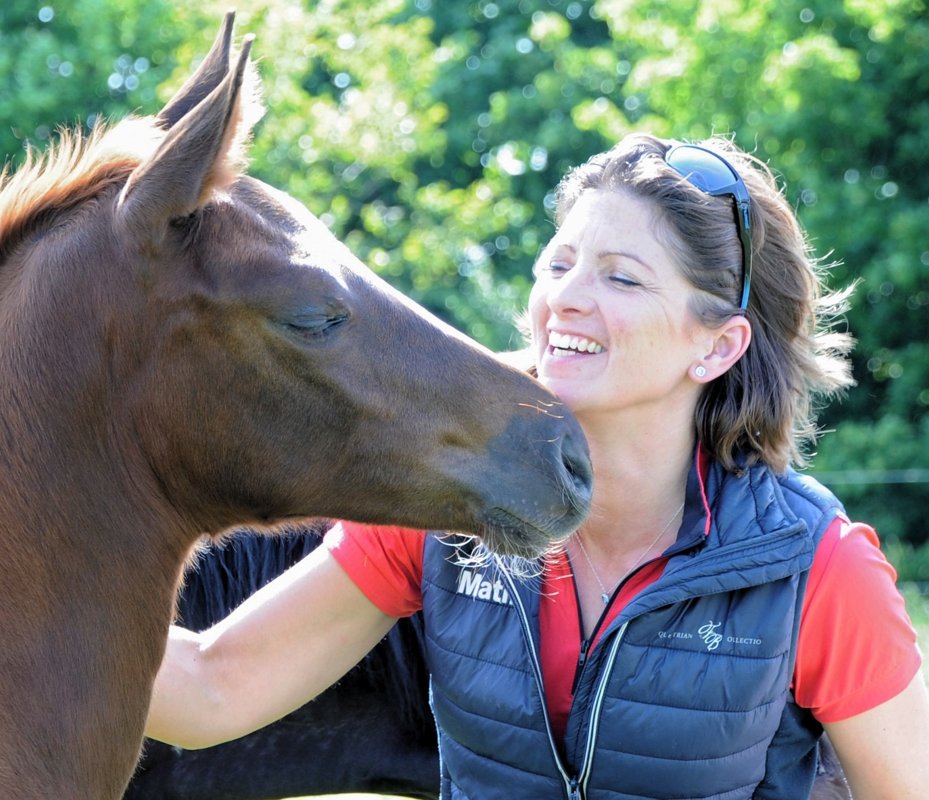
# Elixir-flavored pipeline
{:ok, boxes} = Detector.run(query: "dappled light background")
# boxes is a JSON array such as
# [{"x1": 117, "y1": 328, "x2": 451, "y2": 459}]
[{"x1": 2, "y1": 0, "x2": 927, "y2": 571}]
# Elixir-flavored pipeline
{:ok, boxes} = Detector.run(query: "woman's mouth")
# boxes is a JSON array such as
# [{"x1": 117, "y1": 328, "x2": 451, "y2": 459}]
[{"x1": 548, "y1": 332, "x2": 604, "y2": 357}]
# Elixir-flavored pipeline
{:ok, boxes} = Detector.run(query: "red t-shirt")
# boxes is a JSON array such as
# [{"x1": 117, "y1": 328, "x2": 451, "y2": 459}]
[{"x1": 325, "y1": 516, "x2": 922, "y2": 739}]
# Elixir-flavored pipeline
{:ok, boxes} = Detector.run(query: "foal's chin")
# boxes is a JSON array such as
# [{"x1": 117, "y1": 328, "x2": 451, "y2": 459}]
[{"x1": 476, "y1": 509, "x2": 578, "y2": 561}]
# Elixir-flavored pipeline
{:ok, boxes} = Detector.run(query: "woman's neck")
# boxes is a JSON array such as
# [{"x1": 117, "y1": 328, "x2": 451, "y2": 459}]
[{"x1": 578, "y1": 408, "x2": 695, "y2": 548}]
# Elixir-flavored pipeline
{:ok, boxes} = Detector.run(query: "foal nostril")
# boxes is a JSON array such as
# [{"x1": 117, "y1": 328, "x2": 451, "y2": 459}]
[{"x1": 561, "y1": 434, "x2": 594, "y2": 502}]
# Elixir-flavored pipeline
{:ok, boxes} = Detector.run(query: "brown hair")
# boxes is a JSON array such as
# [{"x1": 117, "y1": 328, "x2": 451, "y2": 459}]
[{"x1": 549, "y1": 133, "x2": 855, "y2": 473}]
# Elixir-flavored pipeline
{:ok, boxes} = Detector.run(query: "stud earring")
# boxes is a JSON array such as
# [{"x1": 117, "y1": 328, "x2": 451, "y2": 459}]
[{"x1": 694, "y1": 365, "x2": 707, "y2": 379}]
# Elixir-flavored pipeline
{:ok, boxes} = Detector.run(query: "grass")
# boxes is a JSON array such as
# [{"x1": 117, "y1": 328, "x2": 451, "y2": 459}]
[{"x1": 901, "y1": 582, "x2": 929, "y2": 682}]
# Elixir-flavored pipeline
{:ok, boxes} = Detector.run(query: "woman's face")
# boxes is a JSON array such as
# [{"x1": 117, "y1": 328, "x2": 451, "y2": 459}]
[{"x1": 528, "y1": 189, "x2": 710, "y2": 422}]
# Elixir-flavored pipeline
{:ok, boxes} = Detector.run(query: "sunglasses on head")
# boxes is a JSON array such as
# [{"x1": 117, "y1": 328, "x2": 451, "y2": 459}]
[{"x1": 664, "y1": 143, "x2": 753, "y2": 313}]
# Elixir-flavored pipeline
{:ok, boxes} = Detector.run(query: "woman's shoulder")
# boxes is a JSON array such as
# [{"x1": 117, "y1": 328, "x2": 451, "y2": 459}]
[
  {"x1": 324, "y1": 521, "x2": 427, "y2": 617},
  {"x1": 807, "y1": 516, "x2": 891, "y2": 598},
  {"x1": 795, "y1": 515, "x2": 922, "y2": 722}
]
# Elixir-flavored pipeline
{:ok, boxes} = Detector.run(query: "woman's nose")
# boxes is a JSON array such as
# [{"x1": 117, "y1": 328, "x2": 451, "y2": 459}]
[{"x1": 547, "y1": 265, "x2": 597, "y2": 316}]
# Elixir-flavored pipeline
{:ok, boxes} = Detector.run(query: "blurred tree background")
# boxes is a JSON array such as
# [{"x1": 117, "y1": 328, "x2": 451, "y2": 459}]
[{"x1": 2, "y1": 0, "x2": 927, "y2": 575}]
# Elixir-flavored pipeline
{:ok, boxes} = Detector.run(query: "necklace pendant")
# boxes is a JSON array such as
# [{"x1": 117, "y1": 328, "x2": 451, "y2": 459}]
[{"x1": 601, "y1": 592, "x2": 610, "y2": 605}]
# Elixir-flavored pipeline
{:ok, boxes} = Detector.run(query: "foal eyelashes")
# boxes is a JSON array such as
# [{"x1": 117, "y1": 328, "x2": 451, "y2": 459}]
[{"x1": 282, "y1": 311, "x2": 350, "y2": 338}]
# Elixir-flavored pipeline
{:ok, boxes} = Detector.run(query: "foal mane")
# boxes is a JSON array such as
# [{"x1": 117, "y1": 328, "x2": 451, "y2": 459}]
[{"x1": 0, "y1": 118, "x2": 161, "y2": 261}]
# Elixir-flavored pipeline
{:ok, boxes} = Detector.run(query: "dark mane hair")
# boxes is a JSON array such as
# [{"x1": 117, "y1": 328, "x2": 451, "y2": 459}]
[{"x1": 176, "y1": 523, "x2": 431, "y2": 729}]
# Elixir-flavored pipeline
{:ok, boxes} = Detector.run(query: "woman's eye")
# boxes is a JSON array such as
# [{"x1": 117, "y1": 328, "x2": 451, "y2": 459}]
[
  {"x1": 542, "y1": 260, "x2": 571, "y2": 275},
  {"x1": 609, "y1": 274, "x2": 640, "y2": 288}
]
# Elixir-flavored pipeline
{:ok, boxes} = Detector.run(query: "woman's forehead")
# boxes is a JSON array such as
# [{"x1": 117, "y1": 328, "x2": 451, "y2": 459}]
[{"x1": 554, "y1": 191, "x2": 668, "y2": 257}]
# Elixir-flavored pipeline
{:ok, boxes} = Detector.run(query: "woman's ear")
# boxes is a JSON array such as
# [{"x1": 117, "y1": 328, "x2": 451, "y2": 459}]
[{"x1": 692, "y1": 315, "x2": 752, "y2": 382}]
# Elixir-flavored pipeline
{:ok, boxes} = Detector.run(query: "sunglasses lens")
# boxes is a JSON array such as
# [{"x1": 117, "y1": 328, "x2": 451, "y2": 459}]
[
  {"x1": 665, "y1": 144, "x2": 753, "y2": 312},
  {"x1": 665, "y1": 146, "x2": 740, "y2": 194}
]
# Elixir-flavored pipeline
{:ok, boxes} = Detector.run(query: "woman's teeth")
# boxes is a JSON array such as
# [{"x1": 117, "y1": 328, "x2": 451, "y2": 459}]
[{"x1": 549, "y1": 332, "x2": 603, "y2": 355}]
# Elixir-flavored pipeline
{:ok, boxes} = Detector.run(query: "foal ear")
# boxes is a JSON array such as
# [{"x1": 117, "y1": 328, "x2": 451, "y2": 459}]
[
  {"x1": 116, "y1": 32, "x2": 260, "y2": 243},
  {"x1": 156, "y1": 11, "x2": 236, "y2": 130}
]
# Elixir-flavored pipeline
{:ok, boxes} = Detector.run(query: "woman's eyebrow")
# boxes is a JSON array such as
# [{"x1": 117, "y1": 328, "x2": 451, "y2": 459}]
[{"x1": 598, "y1": 249, "x2": 656, "y2": 274}]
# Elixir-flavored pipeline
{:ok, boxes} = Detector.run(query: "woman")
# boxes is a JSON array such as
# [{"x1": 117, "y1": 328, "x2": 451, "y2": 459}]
[{"x1": 147, "y1": 134, "x2": 929, "y2": 798}]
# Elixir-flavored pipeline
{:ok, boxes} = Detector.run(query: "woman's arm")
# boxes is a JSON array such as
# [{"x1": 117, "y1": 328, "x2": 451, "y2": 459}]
[
  {"x1": 825, "y1": 671, "x2": 929, "y2": 799},
  {"x1": 145, "y1": 543, "x2": 397, "y2": 749}
]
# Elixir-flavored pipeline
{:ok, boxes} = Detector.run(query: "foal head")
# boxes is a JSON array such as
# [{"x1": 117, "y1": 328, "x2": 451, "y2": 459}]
[{"x1": 0, "y1": 12, "x2": 591, "y2": 559}]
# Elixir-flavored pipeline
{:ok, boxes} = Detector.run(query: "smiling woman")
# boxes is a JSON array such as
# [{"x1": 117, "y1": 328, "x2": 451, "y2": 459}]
[
  {"x1": 528, "y1": 189, "x2": 715, "y2": 422},
  {"x1": 143, "y1": 128, "x2": 929, "y2": 800}
]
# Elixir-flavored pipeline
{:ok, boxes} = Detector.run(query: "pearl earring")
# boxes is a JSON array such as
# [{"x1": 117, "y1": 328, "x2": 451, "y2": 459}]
[{"x1": 694, "y1": 365, "x2": 707, "y2": 378}]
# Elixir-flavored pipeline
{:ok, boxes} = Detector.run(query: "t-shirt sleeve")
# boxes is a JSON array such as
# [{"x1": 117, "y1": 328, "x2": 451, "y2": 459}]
[
  {"x1": 323, "y1": 520, "x2": 426, "y2": 618},
  {"x1": 794, "y1": 516, "x2": 923, "y2": 723}
]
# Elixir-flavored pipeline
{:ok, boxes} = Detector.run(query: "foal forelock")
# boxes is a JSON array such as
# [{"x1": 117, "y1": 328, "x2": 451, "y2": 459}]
[{"x1": 0, "y1": 119, "x2": 165, "y2": 262}]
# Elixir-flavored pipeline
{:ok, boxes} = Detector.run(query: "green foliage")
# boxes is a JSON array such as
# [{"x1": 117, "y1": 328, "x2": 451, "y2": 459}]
[
  {"x1": 243, "y1": 0, "x2": 624, "y2": 347},
  {"x1": 2, "y1": 0, "x2": 926, "y2": 544},
  {"x1": 0, "y1": 0, "x2": 210, "y2": 160},
  {"x1": 898, "y1": 582, "x2": 929, "y2": 682},
  {"x1": 809, "y1": 413, "x2": 929, "y2": 547},
  {"x1": 888, "y1": 542, "x2": 929, "y2": 585}
]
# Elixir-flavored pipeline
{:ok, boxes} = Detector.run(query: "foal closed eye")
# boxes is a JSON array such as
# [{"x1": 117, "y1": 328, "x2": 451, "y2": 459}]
[{"x1": 281, "y1": 311, "x2": 350, "y2": 338}]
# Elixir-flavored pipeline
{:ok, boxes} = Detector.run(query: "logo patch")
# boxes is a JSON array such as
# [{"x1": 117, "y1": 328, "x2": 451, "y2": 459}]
[
  {"x1": 456, "y1": 568, "x2": 513, "y2": 606},
  {"x1": 657, "y1": 620, "x2": 764, "y2": 652},
  {"x1": 698, "y1": 620, "x2": 723, "y2": 651}
]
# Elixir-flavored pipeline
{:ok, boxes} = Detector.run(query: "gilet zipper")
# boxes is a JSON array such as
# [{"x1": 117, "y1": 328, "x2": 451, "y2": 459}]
[
  {"x1": 497, "y1": 563, "x2": 577, "y2": 799},
  {"x1": 574, "y1": 622, "x2": 627, "y2": 797},
  {"x1": 498, "y1": 561, "x2": 628, "y2": 800}
]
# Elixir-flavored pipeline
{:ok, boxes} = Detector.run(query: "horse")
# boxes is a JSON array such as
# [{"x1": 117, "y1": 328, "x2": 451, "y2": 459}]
[
  {"x1": 125, "y1": 523, "x2": 439, "y2": 800},
  {"x1": 0, "y1": 12, "x2": 593, "y2": 799},
  {"x1": 125, "y1": 527, "x2": 853, "y2": 800}
]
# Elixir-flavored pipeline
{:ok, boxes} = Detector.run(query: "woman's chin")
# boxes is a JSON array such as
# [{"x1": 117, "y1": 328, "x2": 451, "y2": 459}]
[{"x1": 537, "y1": 360, "x2": 591, "y2": 394}]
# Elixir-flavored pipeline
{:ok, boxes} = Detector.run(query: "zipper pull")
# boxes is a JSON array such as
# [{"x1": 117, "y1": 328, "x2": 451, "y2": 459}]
[
  {"x1": 568, "y1": 776, "x2": 582, "y2": 800},
  {"x1": 571, "y1": 638, "x2": 591, "y2": 695}
]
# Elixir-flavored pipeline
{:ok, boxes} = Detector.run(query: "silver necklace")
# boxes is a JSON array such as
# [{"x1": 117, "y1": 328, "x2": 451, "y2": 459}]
[{"x1": 574, "y1": 498, "x2": 686, "y2": 605}]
